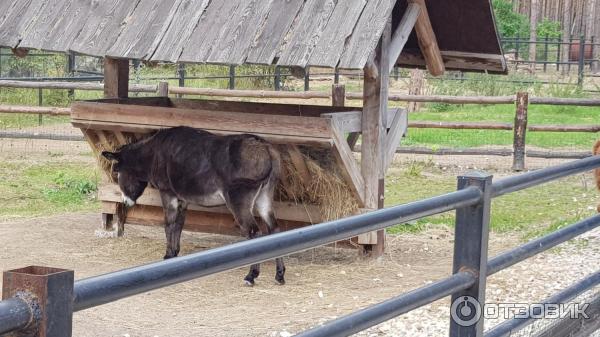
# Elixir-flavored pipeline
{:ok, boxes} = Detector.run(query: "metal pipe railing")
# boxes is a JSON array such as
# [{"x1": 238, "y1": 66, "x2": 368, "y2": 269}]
[
  {"x1": 492, "y1": 155, "x2": 600, "y2": 197},
  {"x1": 295, "y1": 271, "x2": 476, "y2": 337},
  {"x1": 484, "y1": 270, "x2": 600, "y2": 337},
  {"x1": 73, "y1": 187, "x2": 482, "y2": 311},
  {"x1": 0, "y1": 297, "x2": 32, "y2": 335}
]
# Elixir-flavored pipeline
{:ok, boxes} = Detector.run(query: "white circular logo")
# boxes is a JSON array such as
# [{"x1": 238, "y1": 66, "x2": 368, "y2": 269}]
[{"x1": 451, "y1": 296, "x2": 482, "y2": 326}]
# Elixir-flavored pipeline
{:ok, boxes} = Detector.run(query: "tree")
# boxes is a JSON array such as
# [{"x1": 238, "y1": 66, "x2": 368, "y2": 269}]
[{"x1": 529, "y1": 0, "x2": 539, "y2": 72}]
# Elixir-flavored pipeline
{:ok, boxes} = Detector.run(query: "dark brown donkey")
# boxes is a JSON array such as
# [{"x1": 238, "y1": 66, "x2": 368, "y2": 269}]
[{"x1": 102, "y1": 126, "x2": 285, "y2": 285}]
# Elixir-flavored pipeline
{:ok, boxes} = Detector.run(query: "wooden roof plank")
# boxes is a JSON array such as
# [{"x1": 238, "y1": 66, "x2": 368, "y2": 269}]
[
  {"x1": 106, "y1": 0, "x2": 183, "y2": 60},
  {"x1": 178, "y1": 0, "x2": 244, "y2": 63},
  {"x1": 150, "y1": 0, "x2": 210, "y2": 63},
  {"x1": 69, "y1": 0, "x2": 140, "y2": 56},
  {"x1": 19, "y1": 0, "x2": 73, "y2": 51},
  {"x1": 244, "y1": 0, "x2": 304, "y2": 65},
  {"x1": 207, "y1": 0, "x2": 274, "y2": 65},
  {"x1": 0, "y1": 0, "x2": 46, "y2": 48},
  {"x1": 31, "y1": 0, "x2": 96, "y2": 52},
  {"x1": 338, "y1": 0, "x2": 396, "y2": 69},
  {"x1": 276, "y1": 0, "x2": 337, "y2": 68},
  {"x1": 307, "y1": 0, "x2": 367, "y2": 68}
]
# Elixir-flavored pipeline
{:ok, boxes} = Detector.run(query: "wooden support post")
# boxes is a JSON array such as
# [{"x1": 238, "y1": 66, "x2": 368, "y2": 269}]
[
  {"x1": 332, "y1": 84, "x2": 345, "y2": 107},
  {"x1": 512, "y1": 92, "x2": 528, "y2": 172},
  {"x1": 103, "y1": 57, "x2": 129, "y2": 99},
  {"x1": 158, "y1": 81, "x2": 169, "y2": 97},
  {"x1": 3, "y1": 266, "x2": 74, "y2": 337},
  {"x1": 408, "y1": 0, "x2": 445, "y2": 76},
  {"x1": 103, "y1": 57, "x2": 129, "y2": 235},
  {"x1": 358, "y1": 17, "x2": 391, "y2": 256}
]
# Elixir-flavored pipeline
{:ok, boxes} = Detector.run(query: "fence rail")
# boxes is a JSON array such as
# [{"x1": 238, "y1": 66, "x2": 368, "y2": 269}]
[
  {"x1": 2, "y1": 79, "x2": 600, "y2": 168},
  {"x1": 1, "y1": 154, "x2": 599, "y2": 337}
]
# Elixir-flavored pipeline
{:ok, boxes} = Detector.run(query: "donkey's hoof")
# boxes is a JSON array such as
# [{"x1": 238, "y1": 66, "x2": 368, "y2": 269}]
[
  {"x1": 275, "y1": 277, "x2": 285, "y2": 285},
  {"x1": 244, "y1": 279, "x2": 255, "y2": 287}
]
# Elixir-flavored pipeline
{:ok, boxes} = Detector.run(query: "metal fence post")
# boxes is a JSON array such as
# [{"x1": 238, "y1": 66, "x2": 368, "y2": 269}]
[
  {"x1": 334, "y1": 67, "x2": 340, "y2": 84},
  {"x1": 512, "y1": 92, "x2": 528, "y2": 171},
  {"x1": 304, "y1": 66, "x2": 310, "y2": 91},
  {"x1": 274, "y1": 66, "x2": 281, "y2": 91},
  {"x1": 38, "y1": 88, "x2": 43, "y2": 126},
  {"x1": 3, "y1": 266, "x2": 74, "y2": 337},
  {"x1": 515, "y1": 33, "x2": 520, "y2": 62},
  {"x1": 449, "y1": 171, "x2": 492, "y2": 337},
  {"x1": 556, "y1": 35, "x2": 561, "y2": 71},
  {"x1": 229, "y1": 65, "x2": 235, "y2": 90},
  {"x1": 578, "y1": 35, "x2": 585, "y2": 86},
  {"x1": 543, "y1": 36, "x2": 548, "y2": 72},
  {"x1": 67, "y1": 52, "x2": 75, "y2": 99}
]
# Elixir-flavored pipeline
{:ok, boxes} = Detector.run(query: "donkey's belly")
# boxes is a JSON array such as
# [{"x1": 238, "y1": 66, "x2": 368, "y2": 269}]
[{"x1": 187, "y1": 190, "x2": 226, "y2": 207}]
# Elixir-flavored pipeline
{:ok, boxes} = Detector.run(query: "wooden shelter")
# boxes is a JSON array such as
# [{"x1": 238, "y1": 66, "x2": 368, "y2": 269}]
[{"x1": 0, "y1": 0, "x2": 506, "y2": 255}]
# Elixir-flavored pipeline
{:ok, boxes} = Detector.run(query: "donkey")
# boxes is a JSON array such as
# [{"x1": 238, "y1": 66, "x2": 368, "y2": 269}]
[{"x1": 101, "y1": 126, "x2": 285, "y2": 285}]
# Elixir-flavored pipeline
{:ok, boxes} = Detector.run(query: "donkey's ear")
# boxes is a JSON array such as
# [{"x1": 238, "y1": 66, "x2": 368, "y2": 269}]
[{"x1": 101, "y1": 151, "x2": 120, "y2": 162}]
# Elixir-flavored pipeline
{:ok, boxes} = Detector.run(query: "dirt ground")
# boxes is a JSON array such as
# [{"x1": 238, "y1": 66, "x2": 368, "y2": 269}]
[
  {"x1": 0, "y1": 213, "x2": 598, "y2": 337},
  {"x1": 0, "y1": 136, "x2": 598, "y2": 336}
]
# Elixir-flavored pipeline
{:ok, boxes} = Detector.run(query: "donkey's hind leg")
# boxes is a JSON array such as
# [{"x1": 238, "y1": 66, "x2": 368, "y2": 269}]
[
  {"x1": 255, "y1": 186, "x2": 286, "y2": 284},
  {"x1": 225, "y1": 186, "x2": 262, "y2": 286},
  {"x1": 160, "y1": 191, "x2": 187, "y2": 259}
]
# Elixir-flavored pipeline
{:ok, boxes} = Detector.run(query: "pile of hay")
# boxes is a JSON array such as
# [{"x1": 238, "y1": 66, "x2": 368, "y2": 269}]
[{"x1": 277, "y1": 146, "x2": 359, "y2": 222}]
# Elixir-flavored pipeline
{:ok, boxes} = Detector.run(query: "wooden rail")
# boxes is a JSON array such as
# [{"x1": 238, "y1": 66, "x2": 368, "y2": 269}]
[
  {"x1": 0, "y1": 80, "x2": 155, "y2": 92},
  {"x1": 2, "y1": 80, "x2": 600, "y2": 106},
  {"x1": 0, "y1": 104, "x2": 71, "y2": 115}
]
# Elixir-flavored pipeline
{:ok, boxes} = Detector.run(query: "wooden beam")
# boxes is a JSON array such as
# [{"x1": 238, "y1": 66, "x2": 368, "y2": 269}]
[
  {"x1": 408, "y1": 0, "x2": 445, "y2": 76},
  {"x1": 99, "y1": 184, "x2": 323, "y2": 224},
  {"x1": 103, "y1": 57, "x2": 129, "y2": 99},
  {"x1": 330, "y1": 122, "x2": 365, "y2": 207},
  {"x1": 321, "y1": 109, "x2": 400, "y2": 133},
  {"x1": 388, "y1": 2, "x2": 421, "y2": 74},
  {"x1": 384, "y1": 110, "x2": 408, "y2": 171},
  {"x1": 397, "y1": 49, "x2": 506, "y2": 74},
  {"x1": 359, "y1": 17, "x2": 391, "y2": 254}
]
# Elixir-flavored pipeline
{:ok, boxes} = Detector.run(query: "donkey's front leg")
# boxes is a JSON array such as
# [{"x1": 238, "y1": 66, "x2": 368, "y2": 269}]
[{"x1": 160, "y1": 192, "x2": 187, "y2": 259}]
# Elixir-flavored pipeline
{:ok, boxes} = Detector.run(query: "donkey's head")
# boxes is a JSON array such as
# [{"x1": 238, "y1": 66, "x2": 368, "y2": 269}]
[{"x1": 102, "y1": 148, "x2": 148, "y2": 207}]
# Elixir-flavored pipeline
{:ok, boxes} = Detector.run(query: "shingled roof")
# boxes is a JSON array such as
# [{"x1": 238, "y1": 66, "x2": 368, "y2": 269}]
[{"x1": 0, "y1": 0, "x2": 506, "y2": 72}]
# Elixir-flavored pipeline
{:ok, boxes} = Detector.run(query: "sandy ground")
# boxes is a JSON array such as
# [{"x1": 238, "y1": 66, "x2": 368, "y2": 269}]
[
  {"x1": 0, "y1": 213, "x2": 598, "y2": 337},
  {"x1": 0, "y1": 134, "x2": 598, "y2": 336}
]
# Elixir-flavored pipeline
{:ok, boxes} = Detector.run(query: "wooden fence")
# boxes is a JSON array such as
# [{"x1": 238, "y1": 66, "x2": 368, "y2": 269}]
[{"x1": 1, "y1": 80, "x2": 600, "y2": 170}]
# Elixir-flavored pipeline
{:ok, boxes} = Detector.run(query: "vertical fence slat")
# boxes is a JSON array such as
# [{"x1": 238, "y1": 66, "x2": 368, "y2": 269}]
[
  {"x1": 449, "y1": 172, "x2": 492, "y2": 337},
  {"x1": 512, "y1": 92, "x2": 528, "y2": 172}
]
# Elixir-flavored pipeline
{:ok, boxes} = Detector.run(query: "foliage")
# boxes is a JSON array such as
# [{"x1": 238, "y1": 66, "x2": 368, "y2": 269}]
[
  {"x1": 537, "y1": 18, "x2": 562, "y2": 39},
  {"x1": 492, "y1": 0, "x2": 530, "y2": 39}
]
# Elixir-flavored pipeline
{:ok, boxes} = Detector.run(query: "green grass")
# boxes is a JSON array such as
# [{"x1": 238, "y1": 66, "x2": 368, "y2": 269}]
[
  {"x1": 0, "y1": 162, "x2": 100, "y2": 219},
  {"x1": 384, "y1": 161, "x2": 598, "y2": 239}
]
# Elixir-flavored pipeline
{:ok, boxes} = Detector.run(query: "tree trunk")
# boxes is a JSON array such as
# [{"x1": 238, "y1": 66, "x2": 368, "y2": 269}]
[
  {"x1": 529, "y1": 0, "x2": 539, "y2": 73},
  {"x1": 561, "y1": 0, "x2": 572, "y2": 74}
]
